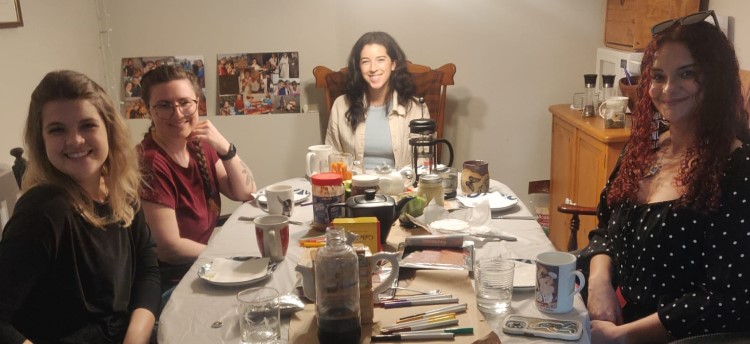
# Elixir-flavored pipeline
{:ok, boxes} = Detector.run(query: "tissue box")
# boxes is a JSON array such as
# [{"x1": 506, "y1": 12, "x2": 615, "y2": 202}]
[{"x1": 332, "y1": 217, "x2": 381, "y2": 252}]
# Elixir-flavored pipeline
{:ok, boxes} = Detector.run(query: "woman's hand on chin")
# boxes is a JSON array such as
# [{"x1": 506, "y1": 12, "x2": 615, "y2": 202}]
[{"x1": 190, "y1": 120, "x2": 229, "y2": 154}]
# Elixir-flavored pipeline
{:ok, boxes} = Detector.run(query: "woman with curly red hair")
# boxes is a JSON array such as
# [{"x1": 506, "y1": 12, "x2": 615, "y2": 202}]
[{"x1": 578, "y1": 11, "x2": 750, "y2": 342}]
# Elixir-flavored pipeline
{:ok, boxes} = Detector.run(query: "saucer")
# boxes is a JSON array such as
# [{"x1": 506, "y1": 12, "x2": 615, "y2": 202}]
[
  {"x1": 198, "y1": 256, "x2": 277, "y2": 287},
  {"x1": 256, "y1": 188, "x2": 310, "y2": 205}
]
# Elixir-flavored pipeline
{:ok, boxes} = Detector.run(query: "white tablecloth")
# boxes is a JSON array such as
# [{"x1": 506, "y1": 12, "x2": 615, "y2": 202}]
[{"x1": 158, "y1": 177, "x2": 590, "y2": 343}]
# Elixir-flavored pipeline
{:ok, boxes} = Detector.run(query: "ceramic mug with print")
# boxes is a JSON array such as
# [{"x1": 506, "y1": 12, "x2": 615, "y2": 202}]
[
  {"x1": 461, "y1": 160, "x2": 490, "y2": 194},
  {"x1": 535, "y1": 251, "x2": 585, "y2": 313}
]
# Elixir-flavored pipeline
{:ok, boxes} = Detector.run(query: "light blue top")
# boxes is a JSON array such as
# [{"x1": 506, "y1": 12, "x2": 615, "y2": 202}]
[{"x1": 363, "y1": 105, "x2": 396, "y2": 170}]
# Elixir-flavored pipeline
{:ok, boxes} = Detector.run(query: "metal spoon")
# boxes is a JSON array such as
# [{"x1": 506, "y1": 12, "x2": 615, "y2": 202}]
[{"x1": 238, "y1": 216, "x2": 305, "y2": 226}]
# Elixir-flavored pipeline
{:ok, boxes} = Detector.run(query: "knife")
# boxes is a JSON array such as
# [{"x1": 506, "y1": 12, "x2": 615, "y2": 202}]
[
  {"x1": 469, "y1": 232, "x2": 518, "y2": 242},
  {"x1": 492, "y1": 215, "x2": 537, "y2": 220}
]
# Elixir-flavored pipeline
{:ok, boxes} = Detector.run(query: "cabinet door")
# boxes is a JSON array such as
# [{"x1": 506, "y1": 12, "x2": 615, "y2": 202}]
[
  {"x1": 604, "y1": 0, "x2": 637, "y2": 50},
  {"x1": 549, "y1": 117, "x2": 576, "y2": 251},
  {"x1": 572, "y1": 132, "x2": 610, "y2": 248},
  {"x1": 605, "y1": 0, "x2": 703, "y2": 51}
]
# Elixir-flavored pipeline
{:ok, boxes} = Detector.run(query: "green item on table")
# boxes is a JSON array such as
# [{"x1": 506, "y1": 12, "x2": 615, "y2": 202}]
[{"x1": 399, "y1": 195, "x2": 426, "y2": 228}]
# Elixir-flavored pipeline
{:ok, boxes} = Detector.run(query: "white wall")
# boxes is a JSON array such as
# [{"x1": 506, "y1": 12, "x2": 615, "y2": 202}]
[
  {"x1": 2, "y1": 0, "x2": 749, "y2": 210},
  {"x1": 0, "y1": 0, "x2": 102, "y2": 165}
]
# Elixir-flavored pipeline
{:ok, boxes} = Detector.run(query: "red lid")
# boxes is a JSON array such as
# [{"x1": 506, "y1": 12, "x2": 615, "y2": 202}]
[{"x1": 311, "y1": 172, "x2": 343, "y2": 186}]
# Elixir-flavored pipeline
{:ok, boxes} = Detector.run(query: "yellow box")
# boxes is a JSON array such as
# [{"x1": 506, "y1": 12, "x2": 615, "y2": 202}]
[{"x1": 332, "y1": 217, "x2": 381, "y2": 252}]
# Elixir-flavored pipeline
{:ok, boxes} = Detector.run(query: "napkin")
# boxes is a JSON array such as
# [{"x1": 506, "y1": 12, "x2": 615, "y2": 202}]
[
  {"x1": 457, "y1": 192, "x2": 515, "y2": 210},
  {"x1": 202, "y1": 257, "x2": 269, "y2": 283},
  {"x1": 513, "y1": 261, "x2": 536, "y2": 289}
]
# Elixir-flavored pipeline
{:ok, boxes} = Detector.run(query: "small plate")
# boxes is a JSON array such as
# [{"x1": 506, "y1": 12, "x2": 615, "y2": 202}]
[
  {"x1": 256, "y1": 188, "x2": 310, "y2": 205},
  {"x1": 513, "y1": 260, "x2": 536, "y2": 290},
  {"x1": 198, "y1": 256, "x2": 277, "y2": 287},
  {"x1": 456, "y1": 192, "x2": 519, "y2": 211}
]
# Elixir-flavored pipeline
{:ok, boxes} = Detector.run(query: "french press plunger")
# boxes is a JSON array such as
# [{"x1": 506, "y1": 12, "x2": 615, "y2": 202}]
[{"x1": 408, "y1": 107, "x2": 454, "y2": 187}]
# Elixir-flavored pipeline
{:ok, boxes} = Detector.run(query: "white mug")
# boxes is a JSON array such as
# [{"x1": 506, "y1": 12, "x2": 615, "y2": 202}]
[
  {"x1": 253, "y1": 215, "x2": 289, "y2": 262},
  {"x1": 305, "y1": 144, "x2": 333, "y2": 177},
  {"x1": 535, "y1": 251, "x2": 585, "y2": 314},
  {"x1": 257, "y1": 184, "x2": 294, "y2": 216}
]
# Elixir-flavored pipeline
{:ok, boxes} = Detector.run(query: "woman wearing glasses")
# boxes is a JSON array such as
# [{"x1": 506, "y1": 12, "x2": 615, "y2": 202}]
[
  {"x1": 0, "y1": 70, "x2": 160, "y2": 343},
  {"x1": 579, "y1": 11, "x2": 750, "y2": 342},
  {"x1": 325, "y1": 31, "x2": 426, "y2": 170},
  {"x1": 138, "y1": 65, "x2": 257, "y2": 293}
]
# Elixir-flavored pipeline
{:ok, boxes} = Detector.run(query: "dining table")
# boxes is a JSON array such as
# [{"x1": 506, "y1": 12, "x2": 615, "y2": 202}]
[{"x1": 157, "y1": 177, "x2": 591, "y2": 343}]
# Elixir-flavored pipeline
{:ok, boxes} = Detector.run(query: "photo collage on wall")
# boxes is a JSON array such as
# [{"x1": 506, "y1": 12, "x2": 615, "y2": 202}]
[
  {"x1": 216, "y1": 51, "x2": 300, "y2": 115},
  {"x1": 120, "y1": 55, "x2": 207, "y2": 119}
]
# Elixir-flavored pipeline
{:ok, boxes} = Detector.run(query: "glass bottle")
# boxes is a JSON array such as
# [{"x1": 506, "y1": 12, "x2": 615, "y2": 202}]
[
  {"x1": 417, "y1": 174, "x2": 444, "y2": 206},
  {"x1": 582, "y1": 74, "x2": 597, "y2": 117},
  {"x1": 315, "y1": 226, "x2": 361, "y2": 344}
]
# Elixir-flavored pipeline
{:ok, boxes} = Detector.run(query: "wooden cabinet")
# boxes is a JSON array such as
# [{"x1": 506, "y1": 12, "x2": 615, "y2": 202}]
[
  {"x1": 548, "y1": 105, "x2": 630, "y2": 251},
  {"x1": 604, "y1": 0, "x2": 704, "y2": 51}
]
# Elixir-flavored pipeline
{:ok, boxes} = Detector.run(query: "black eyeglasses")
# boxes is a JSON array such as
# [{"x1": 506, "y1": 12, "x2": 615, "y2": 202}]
[
  {"x1": 651, "y1": 10, "x2": 719, "y2": 35},
  {"x1": 151, "y1": 99, "x2": 198, "y2": 119}
]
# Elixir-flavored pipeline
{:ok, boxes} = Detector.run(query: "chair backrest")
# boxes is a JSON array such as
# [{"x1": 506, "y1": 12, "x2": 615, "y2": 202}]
[
  {"x1": 0, "y1": 168, "x2": 20, "y2": 238},
  {"x1": 313, "y1": 61, "x2": 456, "y2": 143}
]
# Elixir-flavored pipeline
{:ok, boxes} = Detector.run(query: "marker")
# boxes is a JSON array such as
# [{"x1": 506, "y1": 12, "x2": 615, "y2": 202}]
[
  {"x1": 382, "y1": 314, "x2": 456, "y2": 330},
  {"x1": 397, "y1": 303, "x2": 468, "y2": 322},
  {"x1": 371, "y1": 332, "x2": 454, "y2": 342},
  {"x1": 408, "y1": 327, "x2": 474, "y2": 335},
  {"x1": 381, "y1": 319, "x2": 459, "y2": 334},
  {"x1": 383, "y1": 297, "x2": 458, "y2": 309},
  {"x1": 299, "y1": 242, "x2": 325, "y2": 248}
]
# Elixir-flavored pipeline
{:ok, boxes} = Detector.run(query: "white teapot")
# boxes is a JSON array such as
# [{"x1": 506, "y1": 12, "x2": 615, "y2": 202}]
[{"x1": 373, "y1": 162, "x2": 415, "y2": 196}]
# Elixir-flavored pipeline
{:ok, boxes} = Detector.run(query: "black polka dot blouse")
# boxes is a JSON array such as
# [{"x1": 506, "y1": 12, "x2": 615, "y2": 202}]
[{"x1": 578, "y1": 143, "x2": 750, "y2": 338}]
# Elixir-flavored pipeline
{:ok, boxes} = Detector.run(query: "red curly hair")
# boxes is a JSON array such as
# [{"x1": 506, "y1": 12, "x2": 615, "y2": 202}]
[{"x1": 606, "y1": 21, "x2": 749, "y2": 211}]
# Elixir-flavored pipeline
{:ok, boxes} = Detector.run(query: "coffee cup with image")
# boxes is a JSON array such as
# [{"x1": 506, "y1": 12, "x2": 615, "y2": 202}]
[
  {"x1": 257, "y1": 184, "x2": 294, "y2": 217},
  {"x1": 535, "y1": 251, "x2": 585, "y2": 314}
]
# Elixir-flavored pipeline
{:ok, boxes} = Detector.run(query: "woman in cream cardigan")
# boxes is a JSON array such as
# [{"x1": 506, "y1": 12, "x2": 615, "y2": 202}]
[{"x1": 325, "y1": 31, "x2": 427, "y2": 170}]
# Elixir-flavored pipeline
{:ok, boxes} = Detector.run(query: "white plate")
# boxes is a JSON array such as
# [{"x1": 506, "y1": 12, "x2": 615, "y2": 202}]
[
  {"x1": 513, "y1": 261, "x2": 536, "y2": 290},
  {"x1": 456, "y1": 192, "x2": 519, "y2": 211},
  {"x1": 198, "y1": 256, "x2": 277, "y2": 287},
  {"x1": 256, "y1": 188, "x2": 310, "y2": 205}
]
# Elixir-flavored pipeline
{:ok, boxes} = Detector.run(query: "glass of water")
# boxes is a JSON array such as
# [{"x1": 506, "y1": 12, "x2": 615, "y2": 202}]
[
  {"x1": 475, "y1": 258, "x2": 514, "y2": 314},
  {"x1": 237, "y1": 287, "x2": 280, "y2": 344}
]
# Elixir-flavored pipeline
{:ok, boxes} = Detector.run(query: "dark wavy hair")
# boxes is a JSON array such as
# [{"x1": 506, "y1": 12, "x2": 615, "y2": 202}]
[
  {"x1": 344, "y1": 31, "x2": 415, "y2": 130},
  {"x1": 607, "y1": 21, "x2": 749, "y2": 211}
]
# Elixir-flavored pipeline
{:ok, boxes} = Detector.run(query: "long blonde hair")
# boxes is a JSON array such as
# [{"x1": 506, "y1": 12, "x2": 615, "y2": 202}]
[{"x1": 24, "y1": 70, "x2": 141, "y2": 227}]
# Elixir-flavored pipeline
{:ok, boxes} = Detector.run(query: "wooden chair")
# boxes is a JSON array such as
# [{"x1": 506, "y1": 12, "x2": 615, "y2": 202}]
[
  {"x1": 557, "y1": 69, "x2": 750, "y2": 252},
  {"x1": 312, "y1": 61, "x2": 456, "y2": 149}
]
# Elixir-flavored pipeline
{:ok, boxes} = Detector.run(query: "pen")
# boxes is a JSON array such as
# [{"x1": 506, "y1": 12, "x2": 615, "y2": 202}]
[
  {"x1": 407, "y1": 327, "x2": 474, "y2": 335},
  {"x1": 383, "y1": 294, "x2": 453, "y2": 303},
  {"x1": 381, "y1": 319, "x2": 459, "y2": 334},
  {"x1": 398, "y1": 303, "x2": 468, "y2": 322},
  {"x1": 371, "y1": 332, "x2": 454, "y2": 342},
  {"x1": 383, "y1": 297, "x2": 458, "y2": 309},
  {"x1": 382, "y1": 314, "x2": 456, "y2": 330}
]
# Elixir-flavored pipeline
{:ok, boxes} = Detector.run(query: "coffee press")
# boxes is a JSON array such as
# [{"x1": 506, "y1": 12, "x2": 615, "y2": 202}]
[{"x1": 408, "y1": 101, "x2": 454, "y2": 187}]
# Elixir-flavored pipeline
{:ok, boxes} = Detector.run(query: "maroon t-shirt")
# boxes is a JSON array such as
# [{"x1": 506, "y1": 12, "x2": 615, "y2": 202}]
[{"x1": 138, "y1": 134, "x2": 221, "y2": 245}]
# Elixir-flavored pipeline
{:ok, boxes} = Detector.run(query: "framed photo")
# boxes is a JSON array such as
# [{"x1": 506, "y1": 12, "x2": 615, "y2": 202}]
[{"x1": 0, "y1": 0, "x2": 23, "y2": 29}]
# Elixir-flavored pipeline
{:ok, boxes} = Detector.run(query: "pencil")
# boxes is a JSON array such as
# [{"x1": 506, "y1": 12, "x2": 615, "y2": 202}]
[
  {"x1": 371, "y1": 332, "x2": 454, "y2": 342},
  {"x1": 381, "y1": 319, "x2": 459, "y2": 334},
  {"x1": 382, "y1": 314, "x2": 456, "y2": 330},
  {"x1": 382, "y1": 297, "x2": 458, "y2": 309},
  {"x1": 397, "y1": 303, "x2": 468, "y2": 322}
]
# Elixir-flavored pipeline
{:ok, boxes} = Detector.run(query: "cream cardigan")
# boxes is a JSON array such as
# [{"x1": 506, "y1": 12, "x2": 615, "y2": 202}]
[{"x1": 325, "y1": 92, "x2": 428, "y2": 170}]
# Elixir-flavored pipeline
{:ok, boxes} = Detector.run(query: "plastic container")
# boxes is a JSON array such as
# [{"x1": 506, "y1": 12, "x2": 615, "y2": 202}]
[
  {"x1": 311, "y1": 173, "x2": 345, "y2": 231},
  {"x1": 315, "y1": 226, "x2": 361, "y2": 344}
]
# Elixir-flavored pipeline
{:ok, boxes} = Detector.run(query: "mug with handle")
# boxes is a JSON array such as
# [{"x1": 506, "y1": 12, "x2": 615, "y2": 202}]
[
  {"x1": 257, "y1": 184, "x2": 295, "y2": 217},
  {"x1": 306, "y1": 145, "x2": 333, "y2": 177},
  {"x1": 253, "y1": 215, "x2": 289, "y2": 262},
  {"x1": 535, "y1": 251, "x2": 586, "y2": 314}
]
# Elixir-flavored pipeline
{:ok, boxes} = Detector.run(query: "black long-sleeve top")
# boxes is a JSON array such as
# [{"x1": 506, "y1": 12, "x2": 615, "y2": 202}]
[{"x1": 0, "y1": 185, "x2": 161, "y2": 343}]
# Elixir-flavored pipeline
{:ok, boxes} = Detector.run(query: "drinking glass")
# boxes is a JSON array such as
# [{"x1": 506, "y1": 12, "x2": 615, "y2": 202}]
[
  {"x1": 238, "y1": 287, "x2": 280, "y2": 344},
  {"x1": 475, "y1": 258, "x2": 514, "y2": 314}
]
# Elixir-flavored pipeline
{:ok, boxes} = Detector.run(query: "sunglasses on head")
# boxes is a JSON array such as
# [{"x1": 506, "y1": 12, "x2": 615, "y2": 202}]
[{"x1": 651, "y1": 10, "x2": 719, "y2": 35}]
